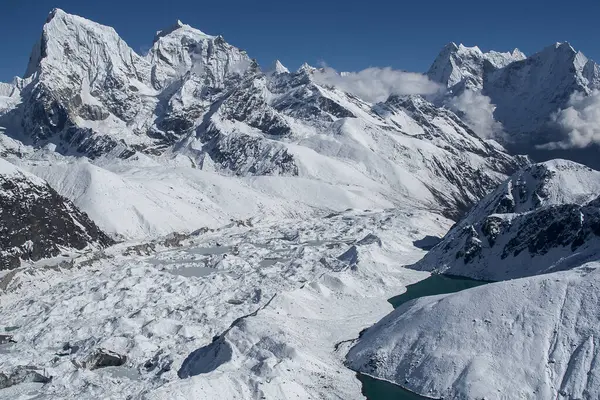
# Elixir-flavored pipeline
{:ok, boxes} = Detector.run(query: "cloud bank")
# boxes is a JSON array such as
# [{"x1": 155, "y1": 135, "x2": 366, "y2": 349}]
[
  {"x1": 446, "y1": 90, "x2": 505, "y2": 139},
  {"x1": 312, "y1": 67, "x2": 442, "y2": 103},
  {"x1": 312, "y1": 67, "x2": 504, "y2": 140},
  {"x1": 541, "y1": 90, "x2": 600, "y2": 149}
]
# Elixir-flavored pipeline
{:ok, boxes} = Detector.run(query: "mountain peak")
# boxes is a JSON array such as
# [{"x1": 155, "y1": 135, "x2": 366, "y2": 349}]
[
  {"x1": 428, "y1": 42, "x2": 526, "y2": 89},
  {"x1": 512, "y1": 48, "x2": 525, "y2": 58},
  {"x1": 444, "y1": 42, "x2": 459, "y2": 51},
  {"x1": 153, "y1": 19, "x2": 213, "y2": 43},
  {"x1": 46, "y1": 8, "x2": 65, "y2": 23},
  {"x1": 265, "y1": 60, "x2": 289, "y2": 75},
  {"x1": 555, "y1": 41, "x2": 575, "y2": 51},
  {"x1": 297, "y1": 62, "x2": 316, "y2": 74},
  {"x1": 457, "y1": 43, "x2": 483, "y2": 54}
]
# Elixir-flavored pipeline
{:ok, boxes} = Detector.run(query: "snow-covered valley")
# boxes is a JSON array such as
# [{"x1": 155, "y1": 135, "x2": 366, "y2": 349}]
[{"x1": 0, "y1": 208, "x2": 452, "y2": 399}]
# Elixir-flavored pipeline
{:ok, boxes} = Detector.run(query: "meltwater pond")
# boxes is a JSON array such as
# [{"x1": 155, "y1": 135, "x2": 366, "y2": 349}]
[
  {"x1": 357, "y1": 274, "x2": 490, "y2": 400},
  {"x1": 358, "y1": 374, "x2": 434, "y2": 400},
  {"x1": 388, "y1": 274, "x2": 489, "y2": 309}
]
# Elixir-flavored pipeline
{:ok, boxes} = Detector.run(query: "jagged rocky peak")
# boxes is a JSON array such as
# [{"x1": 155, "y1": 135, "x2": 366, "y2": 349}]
[
  {"x1": 153, "y1": 19, "x2": 213, "y2": 43},
  {"x1": 410, "y1": 159, "x2": 600, "y2": 280},
  {"x1": 0, "y1": 159, "x2": 113, "y2": 270},
  {"x1": 296, "y1": 62, "x2": 316, "y2": 74},
  {"x1": 25, "y1": 8, "x2": 150, "y2": 81},
  {"x1": 15, "y1": 8, "x2": 158, "y2": 159},
  {"x1": 427, "y1": 41, "x2": 526, "y2": 90},
  {"x1": 265, "y1": 60, "x2": 289, "y2": 75},
  {"x1": 147, "y1": 18, "x2": 249, "y2": 90}
]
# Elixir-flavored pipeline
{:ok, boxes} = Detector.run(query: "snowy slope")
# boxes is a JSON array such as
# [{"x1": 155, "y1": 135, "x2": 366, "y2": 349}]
[
  {"x1": 0, "y1": 158, "x2": 112, "y2": 269},
  {"x1": 22, "y1": 155, "x2": 400, "y2": 239},
  {"x1": 410, "y1": 159, "x2": 600, "y2": 280},
  {"x1": 347, "y1": 262, "x2": 600, "y2": 400}
]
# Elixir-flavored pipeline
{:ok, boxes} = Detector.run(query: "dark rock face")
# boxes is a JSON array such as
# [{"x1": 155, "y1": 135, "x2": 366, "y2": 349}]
[
  {"x1": 86, "y1": 348, "x2": 127, "y2": 370},
  {"x1": 201, "y1": 129, "x2": 298, "y2": 176},
  {"x1": 0, "y1": 366, "x2": 51, "y2": 390},
  {"x1": 220, "y1": 74, "x2": 292, "y2": 137},
  {"x1": 356, "y1": 234, "x2": 382, "y2": 247},
  {"x1": 503, "y1": 201, "x2": 600, "y2": 258},
  {"x1": 143, "y1": 351, "x2": 173, "y2": 376},
  {"x1": 448, "y1": 197, "x2": 600, "y2": 270},
  {"x1": 0, "y1": 163, "x2": 114, "y2": 269},
  {"x1": 337, "y1": 245, "x2": 359, "y2": 266}
]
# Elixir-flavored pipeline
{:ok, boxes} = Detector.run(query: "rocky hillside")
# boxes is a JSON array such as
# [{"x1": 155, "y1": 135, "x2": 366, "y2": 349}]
[
  {"x1": 410, "y1": 159, "x2": 600, "y2": 280},
  {"x1": 0, "y1": 158, "x2": 113, "y2": 269}
]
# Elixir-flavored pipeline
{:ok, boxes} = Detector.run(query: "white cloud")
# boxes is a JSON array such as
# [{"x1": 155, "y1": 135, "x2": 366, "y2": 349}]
[
  {"x1": 446, "y1": 90, "x2": 504, "y2": 139},
  {"x1": 312, "y1": 67, "x2": 505, "y2": 140},
  {"x1": 540, "y1": 90, "x2": 600, "y2": 149},
  {"x1": 312, "y1": 67, "x2": 442, "y2": 103}
]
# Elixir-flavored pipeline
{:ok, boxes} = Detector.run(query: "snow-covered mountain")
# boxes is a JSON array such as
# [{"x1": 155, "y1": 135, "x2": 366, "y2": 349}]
[
  {"x1": 485, "y1": 43, "x2": 600, "y2": 139},
  {"x1": 347, "y1": 261, "x2": 600, "y2": 400},
  {"x1": 0, "y1": 158, "x2": 112, "y2": 269},
  {"x1": 427, "y1": 42, "x2": 526, "y2": 92},
  {"x1": 410, "y1": 159, "x2": 600, "y2": 280},
  {"x1": 429, "y1": 42, "x2": 600, "y2": 157},
  {"x1": 0, "y1": 9, "x2": 527, "y2": 239}
]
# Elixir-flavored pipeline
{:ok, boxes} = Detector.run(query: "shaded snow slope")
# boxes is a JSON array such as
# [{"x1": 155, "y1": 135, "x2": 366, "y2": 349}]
[
  {"x1": 411, "y1": 159, "x2": 600, "y2": 280},
  {"x1": 428, "y1": 41, "x2": 600, "y2": 154},
  {"x1": 485, "y1": 43, "x2": 600, "y2": 138},
  {"x1": 347, "y1": 262, "x2": 600, "y2": 400}
]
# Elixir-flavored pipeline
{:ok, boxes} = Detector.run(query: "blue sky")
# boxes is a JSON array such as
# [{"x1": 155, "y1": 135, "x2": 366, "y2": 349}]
[{"x1": 1, "y1": 0, "x2": 599, "y2": 82}]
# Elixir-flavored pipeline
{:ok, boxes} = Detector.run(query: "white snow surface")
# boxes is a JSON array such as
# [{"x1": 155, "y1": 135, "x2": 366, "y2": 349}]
[
  {"x1": 347, "y1": 262, "x2": 600, "y2": 400},
  {"x1": 13, "y1": 150, "x2": 399, "y2": 239},
  {"x1": 0, "y1": 208, "x2": 452, "y2": 400},
  {"x1": 0, "y1": 157, "x2": 46, "y2": 187}
]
